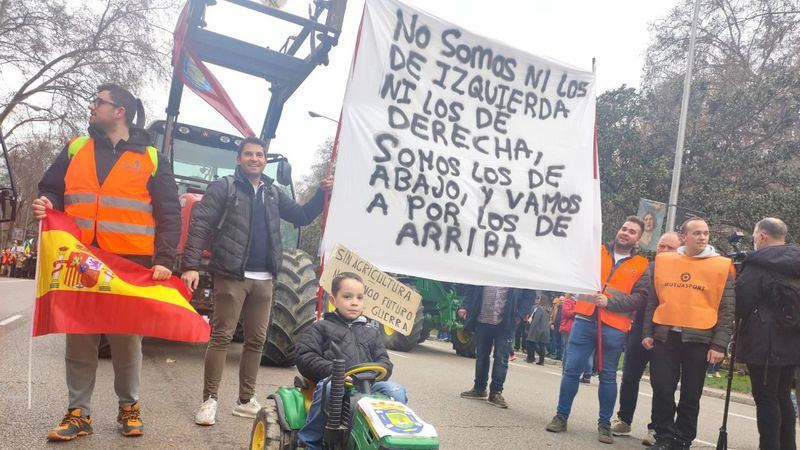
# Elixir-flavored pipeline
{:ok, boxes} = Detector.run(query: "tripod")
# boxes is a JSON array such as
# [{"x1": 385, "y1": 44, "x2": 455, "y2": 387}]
[{"x1": 716, "y1": 319, "x2": 740, "y2": 450}]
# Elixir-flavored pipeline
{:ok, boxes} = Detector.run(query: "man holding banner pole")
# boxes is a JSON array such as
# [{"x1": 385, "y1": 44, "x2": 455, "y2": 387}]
[
  {"x1": 546, "y1": 216, "x2": 651, "y2": 444},
  {"x1": 33, "y1": 83, "x2": 182, "y2": 440}
]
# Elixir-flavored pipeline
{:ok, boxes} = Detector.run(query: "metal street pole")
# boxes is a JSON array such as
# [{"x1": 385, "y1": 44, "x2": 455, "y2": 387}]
[{"x1": 666, "y1": 0, "x2": 702, "y2": 232}]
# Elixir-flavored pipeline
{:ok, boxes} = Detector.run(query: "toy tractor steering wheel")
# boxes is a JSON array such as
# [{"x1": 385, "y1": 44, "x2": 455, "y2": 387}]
[{"x1": 344, "y1": 363, "x2": 389, "y2": 388}]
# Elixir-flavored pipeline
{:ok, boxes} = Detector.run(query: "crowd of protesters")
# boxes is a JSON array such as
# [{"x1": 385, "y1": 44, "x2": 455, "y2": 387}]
[{"x1": 0, "y1": 239, "x2": 36, "y2": 279}]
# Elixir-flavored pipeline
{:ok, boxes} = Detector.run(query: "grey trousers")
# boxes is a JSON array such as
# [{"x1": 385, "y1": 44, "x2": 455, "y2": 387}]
[
  {"x1": 203, "y1": 276, "x2": 273, "y2": 401},
  {"x1": 66, "y1": 333, "x2": 143, "y2": 416}
]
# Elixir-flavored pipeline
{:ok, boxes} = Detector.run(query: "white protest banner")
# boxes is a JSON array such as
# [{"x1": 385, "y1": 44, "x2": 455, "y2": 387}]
[
  {"x1": 322, "y1": 0, "x2": 601, "y2": 293},
  {"x1": 319, "y1": 244, "x2": 422, "y2": 336}
]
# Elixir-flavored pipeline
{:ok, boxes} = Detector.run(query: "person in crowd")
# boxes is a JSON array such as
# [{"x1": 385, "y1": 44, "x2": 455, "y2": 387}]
[
  {"x1": 13, "y1": 250, "x2": 26, "y2": 278},
  {"x1": 548, "y1": 295, "x2": 564, "y2": 359},
  {"x1": 525, "y1": 297, "x2": 550, "y2": 365},
  {"x1": 0, "y1": 248, "x2": 9, "y2": 276},
  {"x1": 610, "y1": 231, "x2": 681, "y2": 444},
  {"x1": 514, "y1": 300, "x2": 530, "y2": 352},
  {"x1": 642, "y1": 217, "x2": 735, "y2": 449},
  {"x1": 294, "y1": 272, "x2": 406, "y2": 450},
  {"x1": 34, "y1": 83, "x2": 181, "y2": 440},
  {"x1": 547, "y1": 216, "x2": 651, "y2": 444},
  {"x1": 735, "y1": 217, "x2": 800, "y2": 450},
  {"x1": 458, "y1": 285, "x2": 534, "y2": 408},
  {"x1": 706, "y1": 361, "x2": 722, "y2": 378},
  {"x1": 183, "y1": 136, "x2": 332, "y2": 425},
  {"x1": 25, "y1": 251, "x2": 37, "y2": 279}
]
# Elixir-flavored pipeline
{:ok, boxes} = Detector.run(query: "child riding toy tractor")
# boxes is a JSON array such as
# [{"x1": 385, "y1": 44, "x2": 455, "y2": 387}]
[{"x1": 249, "y1": 356, "x2": 439, "y2": 449}]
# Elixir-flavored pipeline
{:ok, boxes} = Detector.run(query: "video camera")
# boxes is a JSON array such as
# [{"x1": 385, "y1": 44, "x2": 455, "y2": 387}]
[{"x1": 727, "y1": 231, "x2": 749, "y2": 271}]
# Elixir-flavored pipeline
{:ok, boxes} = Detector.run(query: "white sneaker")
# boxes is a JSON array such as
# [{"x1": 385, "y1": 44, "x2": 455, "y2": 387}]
[
  {"x1": 195, "y1": 398, "x2": 218, "y2": 426},
  {"x1": 232, "y1": 397, "x2": 260, "y2": 419},
  {"x1": 642, "y1": 428, "x2": 656, "y2": 446}
]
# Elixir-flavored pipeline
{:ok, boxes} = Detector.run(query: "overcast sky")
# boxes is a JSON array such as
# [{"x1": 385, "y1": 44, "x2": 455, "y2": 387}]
[{"x1": 154, "y1": 0, "x2": 679, "y2": 181}]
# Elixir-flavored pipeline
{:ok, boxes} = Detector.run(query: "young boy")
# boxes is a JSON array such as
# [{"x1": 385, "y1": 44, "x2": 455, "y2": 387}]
[{"x1": 295, "y1": 272, "x2": 407, "y2": 450}]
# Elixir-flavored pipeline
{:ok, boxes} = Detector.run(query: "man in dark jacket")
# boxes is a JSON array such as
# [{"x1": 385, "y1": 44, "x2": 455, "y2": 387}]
[
  {"x1": 457, "y1": 285, "x2": 535, "y2": 408},
  {"x1": 34, "y1": 83, "x2": 181, "y2": 441},
  {"x1": 182, "y1": 136, "x2": 332, "y2": 425},
  {"x1": 642, "y1": 218, "x2": 735, "y2": 449},
  {"x1": 295, "y1": 272, "x2": 405, "y2": 450},
  {"x1": 736, "y1": 217, "x2": 800, "y2": 450}
]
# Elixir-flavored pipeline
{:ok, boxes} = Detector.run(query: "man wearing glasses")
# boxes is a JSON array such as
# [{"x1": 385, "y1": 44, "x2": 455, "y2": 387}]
[{"x1": 33, "y1": 84, "x2": 181, "y2": 441}]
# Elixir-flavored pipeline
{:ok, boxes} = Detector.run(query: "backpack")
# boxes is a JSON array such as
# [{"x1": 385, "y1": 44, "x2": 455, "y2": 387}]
[
  {"x1": 215, "y1": 175, "x2": 239, "y2": 232},
  {"x1": 766, "y1": 272, "x2": 800, "y2": 331}
]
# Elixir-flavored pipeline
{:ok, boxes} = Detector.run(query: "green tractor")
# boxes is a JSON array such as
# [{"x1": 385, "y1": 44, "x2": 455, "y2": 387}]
[
  {"x1": 249, "y1": 346, "x2": 439, "y2": 450},
  {"x1": 380, "y1": 278, "x2": 476, "y2": 358}
]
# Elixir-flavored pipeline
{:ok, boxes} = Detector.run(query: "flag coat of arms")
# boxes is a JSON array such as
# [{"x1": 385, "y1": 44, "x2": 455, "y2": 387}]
[{"x1": 33, "y1": 209, "x2": 210, "y2": 342}]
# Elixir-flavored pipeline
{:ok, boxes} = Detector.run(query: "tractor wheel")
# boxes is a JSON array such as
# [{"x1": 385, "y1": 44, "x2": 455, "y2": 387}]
[
  {"x1": 261, "y1": 249, "x2": 318, "y2": 367},
  {"x1": 451, "y1": 328, "x2": 477, "y2": 358},
  {"x1": 249, "y1": 400, "x2": 291, "y2": 450},
  {"x1": 417, "y1": 325, "x2": 432, "y2": 344},
  {"x1": 381, "y1": 304, "x2": 424, "y2": 352}
]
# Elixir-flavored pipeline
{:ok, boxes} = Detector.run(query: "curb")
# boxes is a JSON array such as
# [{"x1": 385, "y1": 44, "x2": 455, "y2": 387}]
[{"x1": 536, "y1": 355, "x2": 755, "y2": 407}]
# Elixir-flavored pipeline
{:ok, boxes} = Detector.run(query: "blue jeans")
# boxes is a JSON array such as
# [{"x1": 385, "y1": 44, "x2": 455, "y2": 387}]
[
  {"x1": 298, "y1": 378, "x2": 408, "y2": 450},
  {"x1": 561, "y1": 331, "x2": 593, "y2": 377},
  {"x1": 473, "y1": 322, "x2": 514, "y2": 393},
  {"x1": 556, "y1": 317, "x2": 626, "y2": 425},
  {"x1": 548, "y1": 327, "x2": 563, "y2": 358}
]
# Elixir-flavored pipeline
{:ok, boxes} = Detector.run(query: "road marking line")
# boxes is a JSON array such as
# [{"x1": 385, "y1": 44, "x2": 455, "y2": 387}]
[
  {"x1": 638, "y1": 392, "x2": 652, "y2": 397},
  {"x1": 0, "y1": 314, "x2": 22, "y2": 326},
  {"x1": 727, "y1": 412, "x2": 756, "y2": 421},
  {"x1": 695, "y1": 438, "x2": 724, "y2": 447},
  {"x1": 387, "y1": 351, "x2": 410, "y2": 359},
  {"x1": 546, "y1": 371, "x2": 561, "y2": 376},
  {"x1": 509, "y1": 362, "x2": 530, "y2": 368}
]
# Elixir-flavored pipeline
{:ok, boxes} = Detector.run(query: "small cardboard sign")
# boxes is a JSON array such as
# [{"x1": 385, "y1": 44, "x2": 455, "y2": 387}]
[{"x1": 319, "y1": 244, "x2": 422, "y2": 336}]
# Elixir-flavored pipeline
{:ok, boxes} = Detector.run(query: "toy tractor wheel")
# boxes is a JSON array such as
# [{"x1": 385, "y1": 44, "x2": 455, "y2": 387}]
[
  {"x1": 249, "y1": 401, "x2": 291, "y2": 450},
  {"x1": 451, "y1": 328, "x2": 477, "y2": 358},
  {"x1": 261, "y1": 249, "x2": 318, "y2": 367},
  {"x1": 381, "y1": 304, "x2": 424, "y2": 352}
]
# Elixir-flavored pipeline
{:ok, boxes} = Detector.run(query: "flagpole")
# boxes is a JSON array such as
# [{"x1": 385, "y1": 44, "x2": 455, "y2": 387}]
[{"x1": 28, "y1": 217, "x2": 42, "y2": 409}]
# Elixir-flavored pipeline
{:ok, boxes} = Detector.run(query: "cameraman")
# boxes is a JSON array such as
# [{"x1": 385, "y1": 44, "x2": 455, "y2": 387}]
[{"x1": 735, "y1": 217, "x2": 800, "y2": 450}]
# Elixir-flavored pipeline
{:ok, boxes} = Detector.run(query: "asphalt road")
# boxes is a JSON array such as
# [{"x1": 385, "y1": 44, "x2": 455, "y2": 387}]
[{"x1": 0, "y1": 278, "x2": 779, "y2": 449}]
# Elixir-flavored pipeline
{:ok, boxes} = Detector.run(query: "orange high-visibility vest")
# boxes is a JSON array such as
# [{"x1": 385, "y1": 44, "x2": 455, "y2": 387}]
[
  {"x1": 652, "y1": 252, "x2": 733, "y2": 329},
  {"x1": 63, "y1": 136, "x2": 158, "y2": 256},
  {"x1": 574, "y1": 245, "x2": 649, "y2": 332}
]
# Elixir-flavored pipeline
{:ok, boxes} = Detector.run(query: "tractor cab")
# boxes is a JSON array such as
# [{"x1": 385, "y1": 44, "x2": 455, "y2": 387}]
[{"x1": 148, "y1": 119, "x2": 300, "y2": 250}]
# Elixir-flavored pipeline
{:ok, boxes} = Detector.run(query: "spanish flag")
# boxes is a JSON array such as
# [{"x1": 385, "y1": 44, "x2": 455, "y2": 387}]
[{"x1": 33, "y1": 209, "x2": 210, "y2": 342}]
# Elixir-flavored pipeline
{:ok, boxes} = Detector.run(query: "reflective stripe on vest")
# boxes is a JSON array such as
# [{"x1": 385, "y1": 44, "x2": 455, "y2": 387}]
[
  {"x1": 574, "y1": 245, "x2": 649, "y2": 332},
  {"x1": 652, "y1": 252, "x2": 733, "y2": 329},
  {"x1": 63, "y1": 136, "x2": 156, "y2": 255}
]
